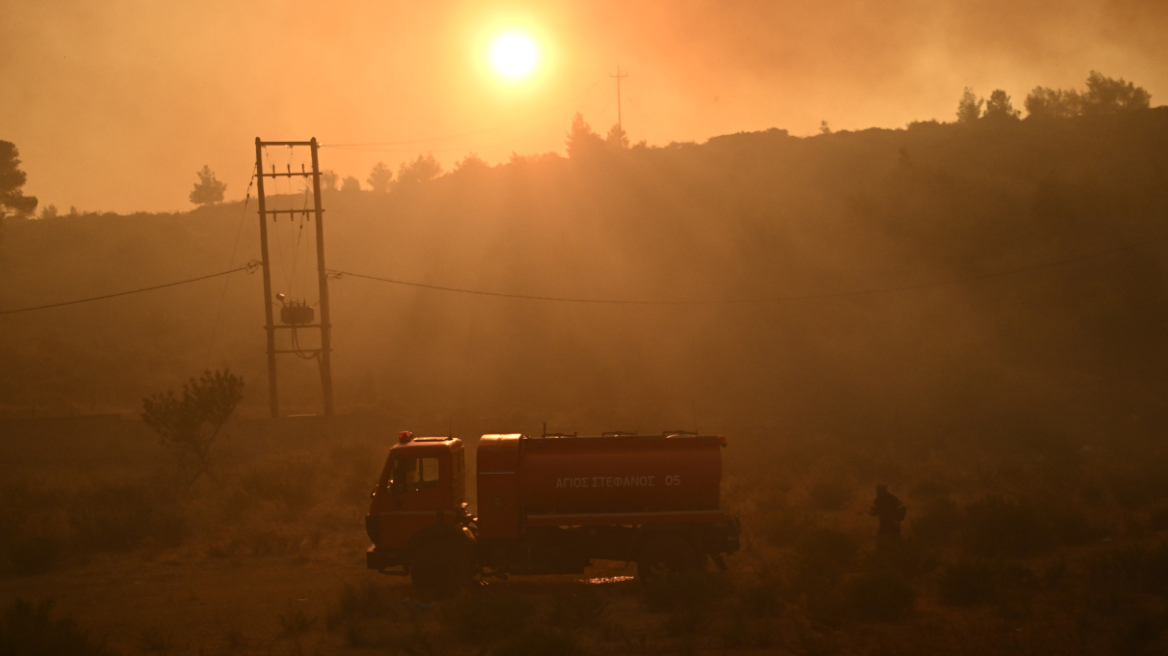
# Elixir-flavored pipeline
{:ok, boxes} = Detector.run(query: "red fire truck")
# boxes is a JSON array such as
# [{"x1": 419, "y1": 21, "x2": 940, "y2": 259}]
[{"x1": 365, "y1": 431, "x2": 740, "y2": 594}]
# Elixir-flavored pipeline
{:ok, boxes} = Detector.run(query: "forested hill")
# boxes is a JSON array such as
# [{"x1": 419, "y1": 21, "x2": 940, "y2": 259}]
[{"x1": 3, "y1": 108, "x2": 1168, "y2": 448}]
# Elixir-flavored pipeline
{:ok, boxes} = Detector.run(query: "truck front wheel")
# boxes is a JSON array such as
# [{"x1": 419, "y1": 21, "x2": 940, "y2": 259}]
[
  {"x1": 636, "y1": 534, "x2": 703, "y2": 583},
  {"x1": 410, "y1": 537, "x2": 477, "y2": 598}
]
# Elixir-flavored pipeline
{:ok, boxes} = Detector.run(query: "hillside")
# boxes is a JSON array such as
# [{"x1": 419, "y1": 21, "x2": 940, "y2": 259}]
[{"x1": 2, "y1": 110, "x2": 1168, "y2": 447}]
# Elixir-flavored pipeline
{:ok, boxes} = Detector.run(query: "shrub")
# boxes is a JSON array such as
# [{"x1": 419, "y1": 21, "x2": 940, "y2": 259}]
[
  {"x1": 963, "y1": 495, "x2": 1050, "y2": 558},
  {"x1": 864, "y1": 537, "x2": 935, "y2": 578},
  {"x1": 718, "y1": 616, "x2": 776, "y2": 650},
  {"x1": 5, "y1": 535, "x2": 63, "y2": 577},
  {"x1": 736, "y1": 578, "x2": 785, "y2": 619},
  {"x1": 643, "y1": 570, "x2": 729, "y2": 613},
  {"x1": 1088, "y1": 544, "x2": 1168, "y2": 596},
  {"x1": 910, "y1": 498, "x2": 961, "y2": 544},
  {"x1": 240, "y1": 458, "x2": 318, "y2": 516},
  {"x1": 796, "y1": 528, "x2": 858, "y2": 566},
  {"x1": 332, "y1": 580, "x2": 397, "y2": 623},
  {"x1": 277, "y1": 606, "x2": 317, "y2": 636},
  {"x1": 68, "y1": 482, "x2": 187, "y2": 553},
  {"x1": 549, "y1": 587, "x2": 607, "y2": 628},
  {"x1": 939, "y1": 561, "x2": 998, "y2": 606},
  {"x1": 840, "y1": 571, "x2": 917, "y2": 621},
  {"x1": 793, "y1": 553, "x2": 845, "y2": 598},
  {"x1": 0, "y1": 598, "x2": 111, "y2": 656},
  {"x1": 493, "y1": 626, "x2": 577, "y2": 656},
  {"x1": 807, "y1": 478, "x2": 855, "y2": 512},
  {"x1": 758, "y1": 503, "x2": 815, "y2": 547},
  {"x1": 141, "y1": 368, "x2": 243, "y2": 484},
  {"x1": 1049, "y1": 508, "x2": 1105, "y2": 546},
  {"x1": 443, "y1": 588, "x2": 533, "y2": 645}
]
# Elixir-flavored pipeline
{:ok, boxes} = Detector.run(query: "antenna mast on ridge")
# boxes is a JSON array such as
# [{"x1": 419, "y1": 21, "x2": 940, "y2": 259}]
[{"x1": 610, "y1": 66, "x2": 629, "y2": 133}]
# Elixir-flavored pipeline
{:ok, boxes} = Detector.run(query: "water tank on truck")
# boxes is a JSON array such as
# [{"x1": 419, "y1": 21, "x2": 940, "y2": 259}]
[{"x1": 366, "y1": 431, "x2": 740, "y2": 595}]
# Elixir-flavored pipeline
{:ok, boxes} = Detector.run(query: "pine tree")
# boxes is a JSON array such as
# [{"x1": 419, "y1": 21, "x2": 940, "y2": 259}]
[
  {"x1": 189, "y1": 165, "x2": 227, "y2": 205},
  {"x1": 0, "y1": 141, "x2": 38, "y2": 219}
]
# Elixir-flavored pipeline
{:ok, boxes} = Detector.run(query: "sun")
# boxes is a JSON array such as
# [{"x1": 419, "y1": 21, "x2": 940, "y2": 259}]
[{"x1": 490, "y1": 33, "x2": 539, "y2": 80}]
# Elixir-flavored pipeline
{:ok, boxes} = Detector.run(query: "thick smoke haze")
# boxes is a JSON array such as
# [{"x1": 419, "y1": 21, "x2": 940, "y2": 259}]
[{"x1": 2, "y1": 0, "x2": 1166, "y2": 213}]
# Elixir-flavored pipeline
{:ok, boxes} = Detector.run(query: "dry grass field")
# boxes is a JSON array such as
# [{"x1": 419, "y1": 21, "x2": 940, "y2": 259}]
[{"x1": 3, "y1": 415, "x2": 1168, "y2": 655}]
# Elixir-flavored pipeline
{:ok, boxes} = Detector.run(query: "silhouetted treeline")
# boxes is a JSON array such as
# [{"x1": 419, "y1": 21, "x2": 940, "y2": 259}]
[{"x1": 2, "y1": 108, "x2": 1167, "y2": 450}]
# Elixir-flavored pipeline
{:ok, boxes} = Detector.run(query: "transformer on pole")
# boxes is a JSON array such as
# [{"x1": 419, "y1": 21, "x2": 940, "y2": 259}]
[{"x1": 254, "y1": 137, "x2": 335, "y2": 418}]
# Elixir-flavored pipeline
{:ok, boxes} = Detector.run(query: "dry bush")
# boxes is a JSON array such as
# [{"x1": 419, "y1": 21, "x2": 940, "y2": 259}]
[
  {"x1": 807, "y1": 477, "x2": 856, "y2": 513},
  {"x1": 68, "y1": 481, "x2": 189, "y2": 553},
  {"x1": 239, "y1": 457, "x2": 319, "y2": 517},
  {"x1": 796, "y1": 527, "x2": 859, "y2": 566},
  {"x1": 1087, "y1": 543, "x2": 1168, "y2": 596},
  {"x1": 963, "y1": 495, "x2": 1052, "y2": 558},
  {"x1": 938, "y1": 560, "x2": 998, "y2": 606},
  {"x1": 0, "y1": 598, "x2": 112, "y2": 656},
  {"x1": 718, "y1": 615, "x2": 777, "y2": 651},
  {"x1": 277, "y1": 605, "x2": 317, "y2": 637},
  {"x1": 864, "y1": 537, "x2": 935, "y2": 578},
  {"x1": 910, "y1": 498, "x2": 961, "y2": 544},
  {"x1": 757, "y1": 502, "x2": 816, "y2": 547},
  {"x1": 549, "y1": 586, "x2": 608, "y2": 629},
  {"x1": 643, "y1": 570, "x2": 729, "y2": 613},
  {"x1": 838, "y1": 570, "x2": 917, "y2": 621},
  {"x1": 734, "y1": 574, "x2": 786, "y2": 619},
  {"x1": 493, "y1": 626, "x2": 578, "y2": 656},
  {"x1": 442, "y1": 587, "x2": 533, "y2": 646}
]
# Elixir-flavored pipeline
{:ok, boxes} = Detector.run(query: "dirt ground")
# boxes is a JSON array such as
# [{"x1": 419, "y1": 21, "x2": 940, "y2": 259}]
[{"x1": 4, "y1": 416, "x2": 1168, "y2": 655}]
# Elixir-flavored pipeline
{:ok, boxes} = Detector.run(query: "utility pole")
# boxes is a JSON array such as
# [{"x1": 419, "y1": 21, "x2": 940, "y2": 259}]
[
  {"x1": 610, "y1": 66, "x2": 628, "y2": 133},
  {"x1": 254, "y1": 137, "x2": 336, "y2": 418}
]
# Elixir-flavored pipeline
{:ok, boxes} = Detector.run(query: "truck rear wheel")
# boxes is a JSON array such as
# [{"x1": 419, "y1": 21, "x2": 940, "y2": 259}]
[
  {"x1": 636, "y1": 534, "x2": 703, "y2": 583},
  {"x1": 410, "y1": 537, "x2": 477, "y2": 598}
]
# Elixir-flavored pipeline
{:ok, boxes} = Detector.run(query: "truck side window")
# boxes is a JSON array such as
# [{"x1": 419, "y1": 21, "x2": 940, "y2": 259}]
[
  {"x1": 419, "y1": 458, "x2": 440, "y2": 490},
  {"x1": 390, "y1": 457, "x2": 441, "y2": 493}
]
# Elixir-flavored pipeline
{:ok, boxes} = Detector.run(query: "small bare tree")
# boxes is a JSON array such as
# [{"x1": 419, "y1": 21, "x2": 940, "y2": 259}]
[{"x1": 142, "y1": 369, "x2": 243, "y2": 484}]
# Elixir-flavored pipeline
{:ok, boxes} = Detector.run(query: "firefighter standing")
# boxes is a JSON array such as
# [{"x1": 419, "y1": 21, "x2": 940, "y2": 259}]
[{"x1": 870, "y1": 484, "x2": 906, "y2": 537}]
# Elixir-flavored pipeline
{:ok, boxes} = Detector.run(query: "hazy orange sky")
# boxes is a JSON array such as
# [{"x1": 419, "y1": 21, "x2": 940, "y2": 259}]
[{"x1": 3, "y1": 0, "x2": 1166, "y2": 214}]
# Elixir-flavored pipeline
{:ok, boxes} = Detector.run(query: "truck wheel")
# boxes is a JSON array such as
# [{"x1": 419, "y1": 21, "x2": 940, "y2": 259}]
[
  {"x1": 637, "y1": 535, "x2": 703, "y2": 584},
  {"x1": 410, "y1": 537, "x2": 477, "y2": 598}
]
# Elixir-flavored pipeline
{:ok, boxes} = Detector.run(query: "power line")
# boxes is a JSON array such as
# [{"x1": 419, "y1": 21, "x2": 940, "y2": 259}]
[
  {"x1": 0, "y1": 263, "x2": 260, "y2": 317},
  {"x1": 325, "y1": 234, "x2": 1166, "y2": 306}
]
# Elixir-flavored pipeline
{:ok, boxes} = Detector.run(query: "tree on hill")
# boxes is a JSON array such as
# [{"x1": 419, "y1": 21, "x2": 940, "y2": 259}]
[
  {"x1": 321, "y1": 169, "x2": 338, "y2": 192},
  {"x1": 452, "y1": 153, "x2": 490, "y2": 175},
  {"x1": 1026, "y1": 72, "x2": 1149, "y2": 119},
  {"x1": 1024, "y1": 87, "x2": 1081, "y2": 119},
  {"x1": 141, "y1": 369, "x2": 243, "y2": 484},
  {"x1": 566, "y1": 113, "x2": 605, "y2": 159},
  {"x1": 606, "y1": 123, "x2": 630, "y2": 149},
  {"x1": 189, "y1": 165, "x2": 226, "y2": 205},
  {"x1": 956, "y1": 88, "x2": 984, "y2": 123},
  {"x1": 367, "y1": 161, "x2": 393, "y2": 193},
  {"x1": 984, "y1": 90, "x2": 1021, "y2": 121},
  {"x1": 0, "y1": 141, "x2": 38, "y2": 219},
  {"x1": 1081, "y1": 70, "x2": 1150, "y2": 115},
  {"x1": 397, "y1": 154, "x2": 443, "y2": 188},
  {"x1": 341, "y1": 175, "x2": 361, "y2": 192}
]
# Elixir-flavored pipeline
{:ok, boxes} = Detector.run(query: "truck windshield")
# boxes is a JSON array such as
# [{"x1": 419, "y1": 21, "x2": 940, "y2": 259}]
[{"x1": 390, "y1": 456, "x2": 440, "y2": 494}]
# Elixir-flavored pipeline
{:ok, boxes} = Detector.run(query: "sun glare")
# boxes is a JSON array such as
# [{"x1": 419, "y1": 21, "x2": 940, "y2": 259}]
[{"x1": 490, "y1": 33, "x2": 539, "y2": 80}]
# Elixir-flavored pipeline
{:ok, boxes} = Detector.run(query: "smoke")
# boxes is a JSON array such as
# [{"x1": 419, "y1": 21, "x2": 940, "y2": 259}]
[{"x1": 1, "y1": 0, "x2": 1165, "y2": 213}]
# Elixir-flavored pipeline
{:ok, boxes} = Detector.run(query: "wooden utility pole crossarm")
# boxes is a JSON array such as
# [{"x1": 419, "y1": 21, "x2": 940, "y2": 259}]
[{"x1": 253, "y1": 137, "x2": 336, "y2": 418}]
